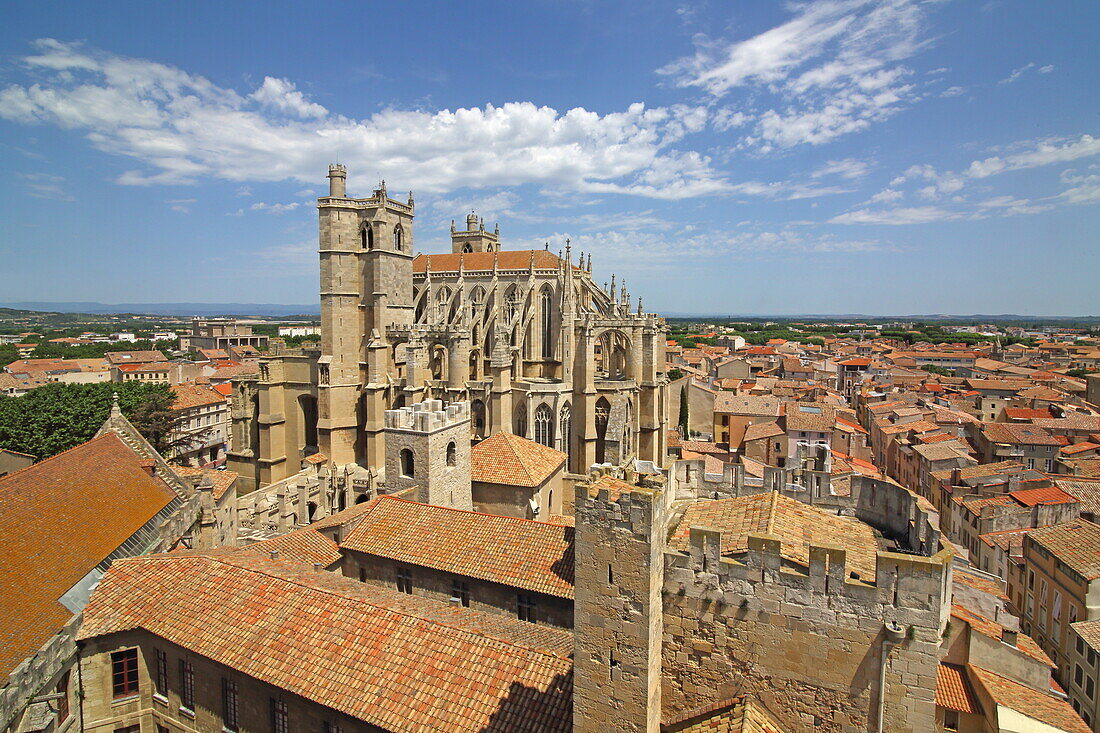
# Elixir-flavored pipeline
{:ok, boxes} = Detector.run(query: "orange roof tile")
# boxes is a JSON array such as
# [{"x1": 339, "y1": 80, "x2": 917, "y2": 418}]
[
  {"x1": 340, "y1": 496, "x2": 574, "y2": 598},
  {"x1": 238, "y1": 528, "x2": 342, "y2": 567},
  {"x1": 969, "y1": 665, "x2": 1090, "y2": 733},
  {"x1": 413, "y1": 249, "x2": 567, "y2": 273},
  {"x1": 1008, "y1": 485, "x2": 1078, "y2": 507},
  {"x1": 471, "y1": 432, "x2": 565, "y2": 487},
  {"x1": 0, "y1": 432, "x2": 178, "y2": 676},
  {"x1": 171, "y1": 383, "x2": 227, "y2": 410},
  {"x1": 951, "y1": 605, "x2": 1053, "y2": 667},
  {"x1": 78, "y1": 553, "x2": 573, "y2": 732},
  {"x1": 936, "y1": 663, "x2": 981, "y2": 715}
]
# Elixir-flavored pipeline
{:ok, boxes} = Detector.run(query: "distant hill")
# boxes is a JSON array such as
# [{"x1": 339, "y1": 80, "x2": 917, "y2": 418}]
[{"x1": 0, "y1": 302, "x2": 322, "y2": 317}]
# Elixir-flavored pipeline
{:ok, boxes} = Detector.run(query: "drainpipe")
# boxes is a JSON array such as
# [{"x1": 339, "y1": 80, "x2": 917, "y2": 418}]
[{"x1": 878, "y1": 621, "x2": 906, "y2": 733}]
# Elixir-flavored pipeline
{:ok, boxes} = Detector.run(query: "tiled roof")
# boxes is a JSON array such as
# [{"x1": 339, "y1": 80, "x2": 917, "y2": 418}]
[
  {"x1": 104, "y1": 350, "x2": 166, "y2": 365},
  {"x1": 1034, "y1": 415, "x2": 1100, "y2": 432},
  {"x1": 782, "y1": 403, "x2": 835, "y2": 433},
  {"x1": 171, "y1": 466, "x2": 238, "y2": 501},
  {"x1": 950, "y1": 605, "x2": 1053, "y2": 667},
  {"x1": 713, "y1": 394, "x2": 780, "y2": 416},
  {"x1": 471, "y1": 432, "x2": 565, "y2": 487},
  {"x1": 1062, "y1": 442, "x2": 1100, "y2": 455},
  {"x1": 239, "y1": 528, "x2": 342, "y2": 567},
  {"x1": 912, "y1": 441, "x2": 970, "y2": 462},
  {"x1": 1003, "y1": 407, "x2": 1051, "y2": 420},
  {"x1": 936, "y1": 663, "x2": 981, "y2": 715},
  {"x1": 1054, "y1": 478, "x2": 1100, "y2": 516},
  {"x1": 0, "y1": 432, "x2": 178, "y2": 677},
  {"x1": 78, "y1": 553, "x2": 573, "y2": 732},
  {"x1": 742, "y1": 421, "x2": 785, "y2": 442},
  {"x1": 953, "y1": 568, "x2": 1009, "y2": 602},
  {"x1": 1071, "y1": 620, "x2": 1100, "y2": 652},
  {"x1": 340, "y1": 496, "x2": 574, "y2": 598},
  {"x1": 663, "y1": 696, "x2": 785, "y2": 733},
  {"x1": 979, "y1": 527, "x2": 1033, "y2": 554},
  {"x1": 670, "y1": 491, "x2": 879, "y2": 580},
  {"x1": 983, "y1": 422, "x2": 1061, "y2": 446},
  {"x1": 1008, "y1": 485, "x2": 1077, "y2": 507},
  {"x1": 969, "y1": 665, "x2": 1090, "y2": 733},
  {"x1": 1028, "y1": 520, "x2": 1100, "y2": 579},
  {"x1": 413, "y1": 250, "x2": 568, "y2": 273},
  {"x1": 172, "y1": 383, "x2": 227, "y2": 410}
]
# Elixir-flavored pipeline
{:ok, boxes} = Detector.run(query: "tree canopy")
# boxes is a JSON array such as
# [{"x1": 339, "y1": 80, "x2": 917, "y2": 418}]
[{"x1": 0, "y1": 381, "x2": 180, "y2": 460}]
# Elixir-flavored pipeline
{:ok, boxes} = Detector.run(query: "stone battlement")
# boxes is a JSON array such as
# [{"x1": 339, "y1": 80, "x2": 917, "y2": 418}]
[
  {"x1": 665, "y1": 528, "x2": 952, "y2": 632},
  {"x1": 384, "y1": 399, "x2": 469, "y2": 433}
]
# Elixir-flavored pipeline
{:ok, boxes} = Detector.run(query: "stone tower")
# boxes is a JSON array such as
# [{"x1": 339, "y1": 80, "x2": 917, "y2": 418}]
[
  {"x1": 573, "y1": 476, "x2": 669, "y2": 732},
  {"x1": 450, "y1": 212, "x2": 500, "y2": 253},
  {"x1": 317, "y1": 166, "x2": 415, "y2": 471},
  {"x1": 383, "y1": 399, "x2": 472, "y2": 509}
]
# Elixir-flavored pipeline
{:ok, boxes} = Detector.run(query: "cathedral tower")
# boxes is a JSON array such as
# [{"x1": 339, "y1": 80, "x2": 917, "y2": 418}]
[{"x1": 317, "y1": 166, "x2": 415, "y2": 470}]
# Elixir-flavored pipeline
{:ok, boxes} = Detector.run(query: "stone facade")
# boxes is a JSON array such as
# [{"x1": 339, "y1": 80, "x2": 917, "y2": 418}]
[
  {"x1": 573, "y1": 462, "x2": 952, "y2": 733},
  {"x1": 383, "y1": 399, "x2": 471, "y2": 509},
  {"x1": 228, "y1": 166, "x2": 668, "y2": 504}
]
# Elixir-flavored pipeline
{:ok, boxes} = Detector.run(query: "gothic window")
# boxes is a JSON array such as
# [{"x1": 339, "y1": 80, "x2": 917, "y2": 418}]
[
  {"x1": 361, "y1": 225, "x2": 374, "y2": 250},
  {"x1": 446, "y1": 441, "x2": 457, "y2": 467},
  {"x1": 469, "y1": 286, "x2": 485, "y2": 325},
  {"x1": 318, "y1": 364, "x2": 329, "y2": 385},
  {"x1": 472, "y1": 399, "x2": 486, "y2": 437},
  {"x1": 514, "y1": 403, "x2": 527, "y2": 438},
  {"x1": 462, "y1": 243, "x2": 472, "y2": 253},
  {"x1": 595, "y1": 397, "x2": 610, "y2": 464},
  {"x1": 540, "y1": 285, "x2": 554, "y2": 359},
  {"x1": 504, "y1": 285, "x2": 521, "y2": 323},
  {"x1": 559, "y1": 403, "x2": 571, "y2": 468},
  {"x1": 469, "y1": 349, "x2": 480, "y2": 380},
  {"x1": 393, "y1": 225, "x2": 404, "y2": 251},
  {"x1": 534, "y1": 403, "x2": 553, "y2": 447},
  {"x1": 400, "y1": 448, "x2": 414, "y2": 478},
  {"x1": 436, "y1": 287, "x2": 451, "y2": 324}
]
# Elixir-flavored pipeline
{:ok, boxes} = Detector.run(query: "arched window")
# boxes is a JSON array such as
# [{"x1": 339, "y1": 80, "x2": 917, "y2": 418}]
[
  {"x1": 514, "y1": 403, "x2": 527, "y2": 438},
  {"x1": 393, "y1": 225, "x2": 404, "y2": 251},
  {"x1": 361, "y1": 225, "x2": 374, "y2": 250},
  {"x1": 468, "y1": 286, "x2": 485, "y2": 325},
  {"x1": 462, "y1": 243, "x2": 472, "y2": 253},
  {"x1": 436, "y1": 287, "x2": 451, "y2": 324},
  {"x1": 446, "y1": 441, "x2": 457, "y2": 467},
  {"x1": 534, "y1": 403, "x2": 553, "y2": 447},
  {"x1": 540, "y1": 285, "x2": 554, "y2": 359},
  {"x1": 559, "y1": 403, "x2": 571, "y2": 468},
  {"x1": 400, "y1": 448, "x2": 414, "y2": 477},
  {"x1": 469, "y1": 350, "x2": 480, "y2": 380},
  {"x1": 595, "y1": 397, "x2": 610, "y2": 464},
  {"x1": 504, "y1": 285, "x2": 521, "y2": 323},
  {"x1": 471, "y1": 399, "x2": 486, "y2": 437}
]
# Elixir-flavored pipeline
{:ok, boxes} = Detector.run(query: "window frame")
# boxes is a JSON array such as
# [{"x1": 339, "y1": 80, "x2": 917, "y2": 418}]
[{"x1": 111, "y1": 648, "x2": 139, "y2": 699}]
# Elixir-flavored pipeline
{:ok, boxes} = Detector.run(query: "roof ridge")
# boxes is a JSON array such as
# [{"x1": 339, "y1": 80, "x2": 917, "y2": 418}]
[
  {"x1": 131, "y1": 553, "x2": 573, "y2": 661},
  {"x1": 371, "y1": 494, "x2": 571, "y2": 530}
]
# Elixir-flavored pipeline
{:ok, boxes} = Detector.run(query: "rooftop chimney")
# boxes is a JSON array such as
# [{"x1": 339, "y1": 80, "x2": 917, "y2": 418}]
[{"x1": 268, "y1": 550, "x2": 279, "y2": 560}]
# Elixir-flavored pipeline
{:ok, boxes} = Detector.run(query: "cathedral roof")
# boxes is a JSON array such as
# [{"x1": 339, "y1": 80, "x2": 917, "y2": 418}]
[
  {"x1": 0, "y1": 432, "x2": 178, "y2": 677},
  {"x1": 78, "y1": 552, "x2": 574, "y2": 732},
  {"x1": 413, "y1": 249, "x2": 571, "y2": 273}
]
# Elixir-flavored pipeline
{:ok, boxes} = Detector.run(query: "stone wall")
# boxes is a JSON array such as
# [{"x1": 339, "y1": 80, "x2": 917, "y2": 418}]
[
  {"x1": 384, "y1": 399, "x2": 472, "y2": 509},
  {"x1": 661, "y1": 529, "x2": 952, "y2": 732},
  {"x1": 342, "y1": 549, "x2": 573, "y2": 629}
]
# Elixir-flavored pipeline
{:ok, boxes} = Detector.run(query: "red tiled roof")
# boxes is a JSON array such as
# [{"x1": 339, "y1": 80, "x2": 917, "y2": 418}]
[
  {"x1": 0, "y1": 432, "x2": 178, "y2": 676},
  {"x1": 238, "y1": 528, "x2": 342, "y2": 567},
  {"x1": 340, "y1": 496, "x2": 574, "y2": 598},
  {"x1": 171, "y1": 466, "x2": 238, "y2": 501},
  {"x1": 951, "y1": 605, "x2": 1053, "y2": 667},
  {"x1": 969, "y1": 665, "x2": 1090, "y2": 733},
  {"x1": 1009, "y1": 485, "x2": 1078, "y2": 507},
  {"x1": 413, "y1": 250, "x2": 568, "y2": 273},
  {"x1": 77, "y1": 553, "x2": 573, "y2": 732},
  {"x1": 936, "y1": 663, "x2": 981, "y2": 715},
  {"x1": 172, "y1": 383, "x2": 227, "y2": 410},
  {"x1": 471, "y1": 432, "x2": 565, "y2": 487}
]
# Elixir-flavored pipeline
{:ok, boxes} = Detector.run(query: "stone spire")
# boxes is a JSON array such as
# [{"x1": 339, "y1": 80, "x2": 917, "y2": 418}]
[{"x1": 110, "y1": 391, "x2": 121, "y2": 418}]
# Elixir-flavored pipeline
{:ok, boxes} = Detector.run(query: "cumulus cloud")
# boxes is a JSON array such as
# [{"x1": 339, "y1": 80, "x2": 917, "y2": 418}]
[
  {"x1": 660, "y1": 0, "x2": 934, "y2": 149},
  {"x1": 0, "y1": 39, "x2": 725, "y2": 200}
]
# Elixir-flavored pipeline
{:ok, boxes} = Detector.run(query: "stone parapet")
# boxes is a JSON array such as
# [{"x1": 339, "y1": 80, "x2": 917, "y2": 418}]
[{"x1": 384, "y1": 399, "x2": 469, "y2": 433}]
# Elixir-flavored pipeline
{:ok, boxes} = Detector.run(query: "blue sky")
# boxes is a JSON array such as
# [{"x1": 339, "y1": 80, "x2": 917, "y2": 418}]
[{"x1": 0, "y1": 1, "x2": 1097, "y2": 315}]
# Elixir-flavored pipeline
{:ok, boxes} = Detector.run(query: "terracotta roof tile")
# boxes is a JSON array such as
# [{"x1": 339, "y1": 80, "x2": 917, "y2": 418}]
[
  {"x1": 969, "y1": 665, "x2": 1090, "y2": 733},
  {"x1": 340, "y1": 496, "x2": 574, "y2": 598},
  {"x1": 1028, "y1": 520, "x2": 1100, "y2": 579},
  {"x1": 171, "y1": 466, "x2": 238, "y2": 500},
  {"x1": 414, "y1": 250, "x2": 568, "y2": 273},
  {"x1": 238, "y1": 528, "x2": 342, "y2": 567},
  {"x1": 670, "y1": 492, "x2": 879, "y2": 580},
  {"x1": 936, "y1": 663, "x2": 981, "y2": 715},
  {"x1": 78, "y1": 553, "x2": 573, "y2": 732},
  {"x1": 0, "y1": 433, "x2": 178, "y2": 676},
  {"x1": 1008, "y1": 485, "x2": 1078, "y2": 507},
  {"x1": 172, "y1": 383, "x2": 227, "y2": 410},
  {"x1": 471, "y1": 432, "x2": 565, "y2": 487},
  {"x1": 951, "y1": 605, "x2": 1053, "y2": 667}
]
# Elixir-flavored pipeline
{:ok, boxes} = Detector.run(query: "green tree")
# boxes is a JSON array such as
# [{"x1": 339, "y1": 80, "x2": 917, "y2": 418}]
[{"x1": 0, "y1": 382, "x2": 180, "y2": 460}]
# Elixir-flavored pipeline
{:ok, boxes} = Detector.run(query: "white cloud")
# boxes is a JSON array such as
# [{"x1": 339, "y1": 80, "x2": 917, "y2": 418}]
[
  {"x1": 998, "y1": 62, "x2": 1035, "y2": 85},
  {"x1": 830, "y1": 206, "x2": 964, "y2": 225},
  {"x1": 660, "y1": 0, "x2": 933, "y2": 149},
  {"x1": 1038, "y1": 64, "x2": 1055, "y2": 74},
  {"x1": 940, "y1": 85, "x2": 965, "y2": 98},
  {"x1": 249, "y1": 77, "x2": 327, "y2": 119},
  {"x1": 18, "y1": 172, "x2": 74, "y2": 200},
  {"x1": 248, "y1": 201, "x2": 301, "y2": 214},
  {"x1": 869, "y1": 188, "x2": 902, "y2": 204},
  {"x1": 967, "y1": 135, "x2": 1100, "y2": 178},
  {"x1": 811, "y1": 158, "x2": 870, "y2": 180},
  {"x1": 167, "y1": 197, "x2": 196, "y2": 213},
  {"x1": 0, "y1": 39, "x2": 724, "y2": 200}
]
